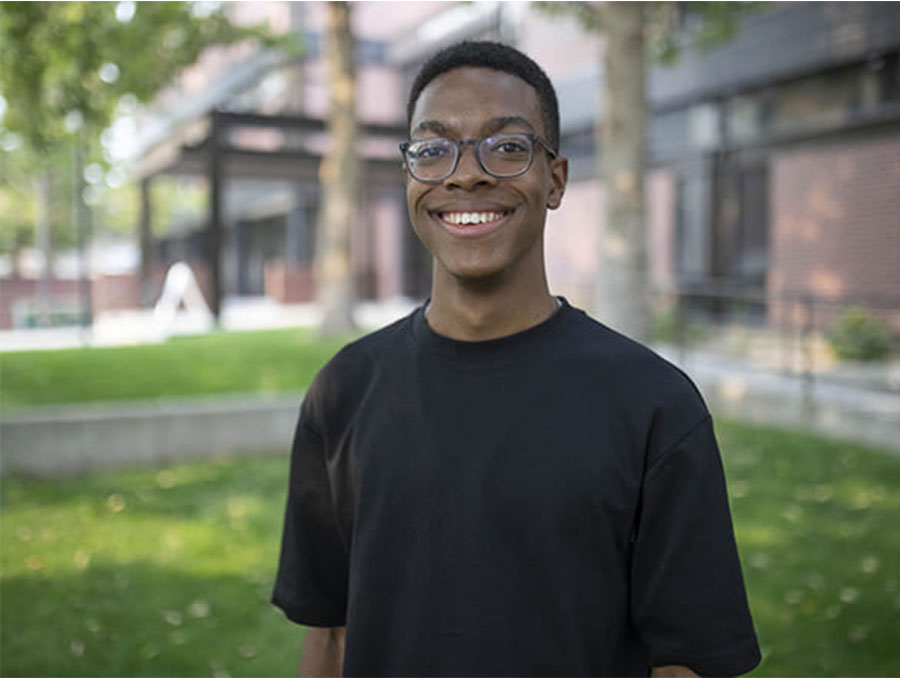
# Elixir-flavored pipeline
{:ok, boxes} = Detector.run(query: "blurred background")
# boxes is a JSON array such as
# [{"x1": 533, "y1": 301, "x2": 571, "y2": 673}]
[{"x1": 1, "y1": 2, "x2": 899, "y2": 676}]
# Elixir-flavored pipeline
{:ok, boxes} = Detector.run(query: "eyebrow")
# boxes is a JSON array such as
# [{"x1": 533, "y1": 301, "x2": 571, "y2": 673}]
[{"x1": 411, "y1": 115, "x2": 537, "y2": 138}]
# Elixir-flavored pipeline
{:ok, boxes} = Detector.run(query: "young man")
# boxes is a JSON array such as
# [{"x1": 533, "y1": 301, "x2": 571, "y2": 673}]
[{"x1": 273, "y1": 41, "x2": 760, "y2": 677}]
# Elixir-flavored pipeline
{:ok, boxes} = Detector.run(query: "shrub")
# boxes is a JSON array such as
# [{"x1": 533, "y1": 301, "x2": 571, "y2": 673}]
[
  {"x1": 651, "y1": 306, "x2": 680, "y2": 343},
  {"x1": 828, "y1": 307, "x2": 893, "y2": 362}
]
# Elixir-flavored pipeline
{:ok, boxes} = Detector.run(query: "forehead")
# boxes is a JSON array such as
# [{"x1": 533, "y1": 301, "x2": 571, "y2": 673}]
[{"x1": 411, "y1": 67, "x2": 544, "y2": 135}]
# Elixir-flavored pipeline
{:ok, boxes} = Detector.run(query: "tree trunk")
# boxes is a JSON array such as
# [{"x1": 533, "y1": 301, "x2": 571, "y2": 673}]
[
  {"x1": 314, "y1": 1, "x2": 358, "y2": 336},
  {"x1": 207, "y1": 110, "x2": 223, "y2": 322},
  {"x1": 595, "y1": 2, "x2": 650, "y2": 341},
  {"x1": 73, "y1": 142, "x2": 92, "y2": 337},
  {"x1": 139, "y1": 177, "x2": 154, "y2": 307},
  {"x1": 33, "y1": 169, "x2": 53, "y2": 326}
]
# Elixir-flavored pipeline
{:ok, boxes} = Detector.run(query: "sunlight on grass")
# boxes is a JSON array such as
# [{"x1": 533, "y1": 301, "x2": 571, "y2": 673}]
[
  {"x1": 0, "y1": 328, "x2": 352, "y2": 410},
  {"x1": 2, "y1": 420, "x2": 899, "y2": 676},
  {"x1": 715, "y1": 420, "x2": 900, "y2": 677},
  {"x1": 1, "y1": 455, "x2": 305, "y2": 677}
]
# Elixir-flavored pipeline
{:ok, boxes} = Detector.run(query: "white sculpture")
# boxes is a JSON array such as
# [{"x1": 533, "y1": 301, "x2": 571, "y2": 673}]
[{"x1": 151, "y1": 262, "x2": 214, "y2": 339}]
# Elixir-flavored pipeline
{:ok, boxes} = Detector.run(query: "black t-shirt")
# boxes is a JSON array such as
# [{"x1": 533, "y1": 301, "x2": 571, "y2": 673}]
[{"x1": 272, "y1": 299, "x2": 760, "y2": 677}]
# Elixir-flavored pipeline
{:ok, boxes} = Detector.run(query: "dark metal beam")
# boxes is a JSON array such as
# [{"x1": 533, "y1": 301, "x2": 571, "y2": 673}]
[
  {"x1": 207, "y1": 111, "x2": 223, "y2": 321},
  {"x1": 213, "y1": 110, "x2": 406, "y2": 138},
  {"x1": 138, "y1": 178, "x2": 153, "y2": 307}
]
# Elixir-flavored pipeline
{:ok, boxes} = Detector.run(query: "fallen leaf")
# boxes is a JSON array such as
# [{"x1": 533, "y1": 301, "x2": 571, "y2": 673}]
[
  {"x1": 189, "y1": 600, "x2": 211, "y2": 618},
  {"x1": 750, "y1": 553, "x2": 770, "y2": 570},
  {"x1": 839, "y1": 587, "x2": 859, "y2": 604},
  {"x1": 860, "y1": 556, "x2": 879, "y2": 574},
  {"x1": 729, "y1": 480, "x2": 749, "y2": 499},
  {"x1": 106, "y1": 494, "x2": 126, "y2": 513},
  {"x1": 237, "y1": 644, "x2": 258, "y2": 659},
  {"x1": 161, "y1": 609, "x2": 183, "y2": 626},
  {"x1": 156, "y1": 470, "x2": 176, "y2": 489},
  {"x1": 806, "y1": 573, "x2": 824, "y2": 590},
  {"x1": 784, "y1": 589, "x2": 803, "y2": 605}
]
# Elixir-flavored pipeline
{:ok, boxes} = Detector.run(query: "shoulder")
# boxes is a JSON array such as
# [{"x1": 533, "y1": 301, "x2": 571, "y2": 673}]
[
  {"x1": 302, "y1": 310, "x2": 417, "y2": 431},
  {"x1": 324, "y1": 310, "x2": 413, "y2": 376},
  {"x1": 561, "y1": 306, "x2": 710, "y2": 458},
  {"x1": 564, "y1": 308, "x2": 705, "y2": 405}
]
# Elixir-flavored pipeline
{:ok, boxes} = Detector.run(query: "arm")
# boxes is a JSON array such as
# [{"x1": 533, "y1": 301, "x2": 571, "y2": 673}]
[
  {"x1": 631, "y1": 417, "x2": 760, "y2": 676},
  {"x1": 652, "y1": 666, "x2": 699, "y2": 677},
  {"x1": 298, "y1": 626, "x2": 346, "y2": 678}
]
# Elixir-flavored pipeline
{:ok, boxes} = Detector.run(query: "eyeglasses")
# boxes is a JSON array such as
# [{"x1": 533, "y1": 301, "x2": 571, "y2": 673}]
[{"x1": 400, "y1": 132, "x2": 557, "y2": 183}]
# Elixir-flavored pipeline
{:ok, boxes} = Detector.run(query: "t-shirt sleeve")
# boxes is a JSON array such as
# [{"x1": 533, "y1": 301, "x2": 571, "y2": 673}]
[
  {"x1": 630, "y1": 416, "x2": 761, "y2": 676},
  {"x1": 271, "y1": 402, "x2": 349, "y2": 627}
]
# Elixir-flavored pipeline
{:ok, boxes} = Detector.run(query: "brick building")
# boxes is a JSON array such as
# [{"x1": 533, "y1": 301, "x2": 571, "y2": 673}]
[{"x1": 10, "y1": 2, "x2": 895, "y2": 335}]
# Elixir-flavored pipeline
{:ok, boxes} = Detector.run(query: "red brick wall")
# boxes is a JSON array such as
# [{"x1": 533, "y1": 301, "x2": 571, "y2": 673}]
[
  {"x1": 769, "y1": 132, "x2": 900, "y2": 332},
  {"x1": 265, "y1": 262, "x2": 314, "y2": 303},
  {"x1": 0, "y1": 277, "x2": 81, "y2": 330},
  {"x1": 0, "y1": 262, "x2": 213, "y2": 330},
  {"x1": 91, "y1": 274, "x2": 140, "y2": 314}
]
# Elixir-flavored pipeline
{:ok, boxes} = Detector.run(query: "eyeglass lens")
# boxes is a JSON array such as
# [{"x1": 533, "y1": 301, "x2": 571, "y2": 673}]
[{"x1": 406, "y1": 134, "x2": 534, "y2": 181}]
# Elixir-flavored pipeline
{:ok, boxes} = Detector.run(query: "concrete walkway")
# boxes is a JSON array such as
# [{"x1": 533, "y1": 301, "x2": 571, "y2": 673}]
[{"x1": 0, "y1": 296, "x2": 419, "y2": 352}]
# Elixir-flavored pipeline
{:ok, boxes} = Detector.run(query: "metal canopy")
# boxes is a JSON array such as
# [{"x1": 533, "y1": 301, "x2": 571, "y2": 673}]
[
  {"x1": 137, "y1": 109, "x2": 409, "y2": 319},
  {"x1": 137, "y1": 109, "x2": 407, "y2": 186}
]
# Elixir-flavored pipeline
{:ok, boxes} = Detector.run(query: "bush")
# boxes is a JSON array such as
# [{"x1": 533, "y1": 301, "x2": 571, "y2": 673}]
[
  {"x1": 828, "y1": 307, "x2": 893, "y2": 362},
  {"x1": 651, "y1": 306, "x2": 680, "y2": 343}
]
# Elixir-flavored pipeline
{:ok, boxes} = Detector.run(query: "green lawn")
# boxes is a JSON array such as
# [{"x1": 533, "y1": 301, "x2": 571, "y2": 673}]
[
  {"x1": 0, "y1": 328, "x2": 352, "y2": 411},
  {"x1": 1, "y1": 453, "x2": 301, "y2": 677},
  {"x1": 2, "y1": 420, "x2": 898, "y2": 676}
]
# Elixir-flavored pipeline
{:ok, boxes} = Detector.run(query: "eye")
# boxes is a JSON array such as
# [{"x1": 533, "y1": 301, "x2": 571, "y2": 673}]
[
  {"x1": 410, "y1": 140, "x2": 452, "y2": 160},
  {"x1": 487, "y1": 136, "x2": 530, "y2": 155}
]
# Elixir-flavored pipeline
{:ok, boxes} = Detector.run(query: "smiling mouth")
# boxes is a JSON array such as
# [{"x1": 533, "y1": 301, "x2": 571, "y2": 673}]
[{"x1": 434, "y1": 210, "x2": 512, "y2": 227}]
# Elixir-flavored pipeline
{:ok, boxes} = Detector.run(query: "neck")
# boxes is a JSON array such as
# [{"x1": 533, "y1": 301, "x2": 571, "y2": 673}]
[{"x1": 426, "y1": 265, "x2": 558, "y2": 341}]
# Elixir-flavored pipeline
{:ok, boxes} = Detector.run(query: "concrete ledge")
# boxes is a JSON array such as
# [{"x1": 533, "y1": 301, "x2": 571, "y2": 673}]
[
  {"x1": 677, "y1": 360, "x2": 900, "y2": 453},
  {"x1": 0, "y1": 392, "x2": 304, "y2": 477},
  {"x1": 3, "y1": 355, "x2": 898, "y2": 479}
]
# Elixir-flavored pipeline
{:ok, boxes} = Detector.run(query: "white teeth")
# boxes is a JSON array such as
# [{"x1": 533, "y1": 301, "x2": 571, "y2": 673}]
[{"x1": 440, "y1": 211, "x2": 506, "y2": 225}]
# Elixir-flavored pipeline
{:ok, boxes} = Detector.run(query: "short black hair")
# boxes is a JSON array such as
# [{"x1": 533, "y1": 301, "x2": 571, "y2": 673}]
[{"x1": 406, "y1": 41, "x2": 560, "y2": 152}]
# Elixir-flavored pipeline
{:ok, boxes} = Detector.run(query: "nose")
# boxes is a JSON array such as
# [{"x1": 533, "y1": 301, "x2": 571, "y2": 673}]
[{"x1": 444, "y1": 144, "x2": 496, "y2": 190}]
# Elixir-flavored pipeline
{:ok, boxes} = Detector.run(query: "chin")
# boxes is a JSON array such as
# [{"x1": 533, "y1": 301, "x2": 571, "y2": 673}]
[{"x1": 441, "y1": 258, "x2": 509, "y2": 285}]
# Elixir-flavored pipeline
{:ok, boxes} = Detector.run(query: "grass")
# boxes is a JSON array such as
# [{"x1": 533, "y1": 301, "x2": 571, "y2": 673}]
[
  {"x1": 1, "y1": 453, "x2": 301, "y2": 677},
  {"x1": 0, "y1": 328, "x2": 352, "y2": 411},
  {"x1": 715, "y1": 421, "x2": 900, "y2": 677},
  {"x1": 2, "y1": 420, "x2": 899, "y2": 676}
]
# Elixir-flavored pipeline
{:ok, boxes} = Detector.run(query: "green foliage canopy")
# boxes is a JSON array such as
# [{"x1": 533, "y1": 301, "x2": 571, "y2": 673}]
[
  {"x1": 535, "y1": 1, "x2": 765, "y2": 64},
  {"x1": 0, "y1": 1, "x2": 275, "y2": 151},
  {"x1": 0, "y1": 2, "x2": 290, "y2": 258}
]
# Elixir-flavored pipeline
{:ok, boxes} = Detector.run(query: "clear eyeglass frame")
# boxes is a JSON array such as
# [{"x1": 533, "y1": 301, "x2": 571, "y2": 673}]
[{"x1": 400, "y1": 132, "x2": 558, "y2": 183}]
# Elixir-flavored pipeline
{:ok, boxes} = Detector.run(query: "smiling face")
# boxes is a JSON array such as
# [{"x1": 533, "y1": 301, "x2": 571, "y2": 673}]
[{"x1": 405, "y1": 67, "x2": 568, "y2": 286}]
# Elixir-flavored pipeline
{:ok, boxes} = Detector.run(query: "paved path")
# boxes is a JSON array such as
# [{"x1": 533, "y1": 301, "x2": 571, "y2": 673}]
[{"x1": 0, "y1": 296, "x2": 418, "y2": 352}]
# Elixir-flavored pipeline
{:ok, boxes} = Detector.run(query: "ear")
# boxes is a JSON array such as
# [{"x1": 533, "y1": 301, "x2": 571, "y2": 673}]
[{"x1": 546, "y1": 155, "x2": 568, "y2": 210}]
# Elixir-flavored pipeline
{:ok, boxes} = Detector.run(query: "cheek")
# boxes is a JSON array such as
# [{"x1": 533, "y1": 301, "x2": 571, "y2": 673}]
[{"x1": 406, "y1": 197, "x2": 433, "y2": 247}]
